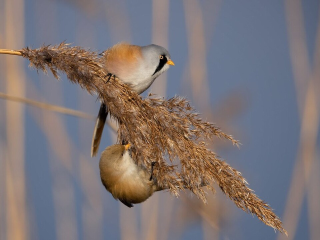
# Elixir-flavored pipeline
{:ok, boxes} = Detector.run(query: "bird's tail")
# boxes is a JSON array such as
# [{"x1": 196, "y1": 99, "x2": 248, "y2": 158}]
[{"x1": 91, "y1": 103, "x2": 108, "y2": 157}]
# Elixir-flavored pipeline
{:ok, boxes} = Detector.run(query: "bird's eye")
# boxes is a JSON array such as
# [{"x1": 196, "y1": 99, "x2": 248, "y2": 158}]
[{"x1": 160, "y1": 55, "x2": 164, "y2": 59}]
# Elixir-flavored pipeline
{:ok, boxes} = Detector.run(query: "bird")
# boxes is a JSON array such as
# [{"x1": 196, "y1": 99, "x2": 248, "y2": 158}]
[
  {"x1": 91, "y1": 42, "x2": 174, "y2": 157},
  {"x1": 99, "y1": 143, "x2": 163, "y2": 207}
]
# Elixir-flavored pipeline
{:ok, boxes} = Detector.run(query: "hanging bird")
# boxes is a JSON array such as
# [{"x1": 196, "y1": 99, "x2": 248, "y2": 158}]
[
  {"x1": 91, "y1": 42, "x2": 174, "y2": 157},
  {"x1": 99, "y1": 143, "x2": 163, "y2": 207}
]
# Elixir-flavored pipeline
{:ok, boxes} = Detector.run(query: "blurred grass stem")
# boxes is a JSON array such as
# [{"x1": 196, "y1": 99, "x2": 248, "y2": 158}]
[
  {"x1": 4, "y1": 0, "x2": 28, "y2": 239},
  {"x1": 279, "y1": 0, "x2": 320, "y2": 240}
]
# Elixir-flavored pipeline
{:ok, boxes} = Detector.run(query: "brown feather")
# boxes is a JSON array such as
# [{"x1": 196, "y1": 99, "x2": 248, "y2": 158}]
[{"x1": 103, "y1": 42, "x2": 142, "y2": 81}]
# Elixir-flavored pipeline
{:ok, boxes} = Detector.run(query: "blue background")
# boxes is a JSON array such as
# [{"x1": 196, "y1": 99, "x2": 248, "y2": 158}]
[{"x1": 1, "y1": 0, "x2": 319, "y2": 239}]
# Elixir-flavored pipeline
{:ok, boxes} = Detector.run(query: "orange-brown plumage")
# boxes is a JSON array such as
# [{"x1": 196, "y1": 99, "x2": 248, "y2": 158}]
[
  {"x1": 103, "y1": 43, "x2": 142, "y2": 82},
  {"x1": 99, "y1": 144, "x2": 162, "y2": 207}
]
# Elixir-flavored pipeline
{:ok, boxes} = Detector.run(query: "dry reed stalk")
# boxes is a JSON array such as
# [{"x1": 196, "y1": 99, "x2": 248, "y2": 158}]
[
  {"x1": 74, "y1": 21, "x2": 105, "y2": 240},
  {"x1": 184, "y1": 0, "x2": 210, "y2": 109},
  {"x1": 0, "y1": 91, "x2": 118, "y2": 134},
  {"x1": 105, "y1": 1, "x2": 132, "y2": 43},
  {"x1": 31, "y1": 102, "x2": 78, "y2": 240},
  {"x1": 139, "y1": 1, "x2": 171, "y2": 239},
  {"x1": 0, "y1": 43, "x2": 286, "y2": 234},
  {"x1": 0, "y1": 141, "x2": 5, "y2": 240},
  {"x1": 0, "y1": 92, "x2": 95, "y2": 120},
  {"x1": 307, "y1": 18, "x2": 320, "y2": 239},
  {"x1": 184, "y1": 2, "x2": 220, "y2": 239},
  {"x1": 303, "y1": 7, "x2": 320, "y2": 240},
  {"x1": 0, "y1": 24, "x2": 5, "y2": 240},
  {"x1": 150, "y1": 0, "x2": 169, "y2": 96},
  {"x1": 99, "y1": 3, "x2": 136, "y2": 239},
  {"x1": 3, "y1": 0, "x2": 28, "y2": 239},
  {"x1": 308, "y1": 157, "x2": 320, "y2": 240},
  {"x1": 79, "y1": 153, "x2": 104, "y2": 240},
  {"x1": 279, "y1": 1, "x2": 320, "y2": 239},
  {"x1": 32, "y1": 5, "x2": 79, "y2": 238}
]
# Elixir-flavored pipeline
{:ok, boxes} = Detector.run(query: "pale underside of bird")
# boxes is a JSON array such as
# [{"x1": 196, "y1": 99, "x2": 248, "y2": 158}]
[
  {"x1": 91, "y1": 42, "x2": 174, "y2": 157},
  {"x1": 99, "y1": 144, "x2": 163, "y2": 207}
]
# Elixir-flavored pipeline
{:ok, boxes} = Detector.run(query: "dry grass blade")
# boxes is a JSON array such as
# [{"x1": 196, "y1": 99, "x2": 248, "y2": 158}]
[
  {"x1": 0, "y1": 43, "x2": 286, "y2": 234},
  {"x1": 0, "y1": 92, "x2": 95, "y2": 120},
  {"x1": 0, "y1": 92, "x2": 118, "y2": 133}
]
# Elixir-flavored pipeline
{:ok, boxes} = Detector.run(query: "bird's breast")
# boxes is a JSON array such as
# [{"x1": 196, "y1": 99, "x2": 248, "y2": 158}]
[{"x1": 100, "y1": 151, "x2": 154, "y2": 204}]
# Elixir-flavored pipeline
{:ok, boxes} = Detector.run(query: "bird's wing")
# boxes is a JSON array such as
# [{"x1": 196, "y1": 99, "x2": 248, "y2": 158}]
[{"x1": 91, "y1": 103, "x2": 108, "y2": 157}]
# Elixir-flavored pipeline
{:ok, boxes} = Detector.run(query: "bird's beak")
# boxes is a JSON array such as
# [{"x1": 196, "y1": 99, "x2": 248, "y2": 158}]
[
  {"x1": 167, "y1": 59, "x2": 175, "y2": 66},
  {"x1": 125, "y1": 143, "x2": 131, "y2": 150}
]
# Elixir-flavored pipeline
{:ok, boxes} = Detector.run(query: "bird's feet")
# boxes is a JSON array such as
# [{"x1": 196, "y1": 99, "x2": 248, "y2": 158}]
[
  {"x1": 150, "y1": 162, "x2": 157, "y2": 181},
  {"x1": 124, "y1": 143, "x2": 131, "y2": 150},
  {"x1": 105, "y1": 73, "x2": 116, "y2": 83}
]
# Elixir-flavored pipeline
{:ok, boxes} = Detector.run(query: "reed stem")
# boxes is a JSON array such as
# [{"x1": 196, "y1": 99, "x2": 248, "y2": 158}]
[{"x1": 0, "y1": 49, "x2": 22, "y2": 56}]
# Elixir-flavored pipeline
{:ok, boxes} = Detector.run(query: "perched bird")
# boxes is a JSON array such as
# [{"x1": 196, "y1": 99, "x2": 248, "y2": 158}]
[
  {"x1": 91, "y1": 43, "x2": 174, "y2": 157},
  {"x1": 99, "y1": 143, "x2": 163, "y2": 207}
]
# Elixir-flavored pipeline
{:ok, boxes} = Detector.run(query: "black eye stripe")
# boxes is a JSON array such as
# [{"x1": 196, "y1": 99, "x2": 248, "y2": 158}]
[{"x1": 152, "y1": 55, "x2": 167, "y2": 76}]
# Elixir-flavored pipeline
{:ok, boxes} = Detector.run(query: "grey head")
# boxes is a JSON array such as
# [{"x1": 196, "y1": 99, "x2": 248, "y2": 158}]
[{"x1": 141, "y1": 44, "x2": 174, "y2": 79}]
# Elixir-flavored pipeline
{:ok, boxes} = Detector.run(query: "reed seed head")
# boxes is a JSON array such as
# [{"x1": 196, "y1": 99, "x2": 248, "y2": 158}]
[{"x1": 19, "y1": 43, "x2": 287, "y2": 234}]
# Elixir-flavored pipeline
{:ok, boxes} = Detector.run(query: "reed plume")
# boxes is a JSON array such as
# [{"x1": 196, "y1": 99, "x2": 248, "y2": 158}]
[{"x1": 0, "y1": 43, "x2": 287, "y2": 234}]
